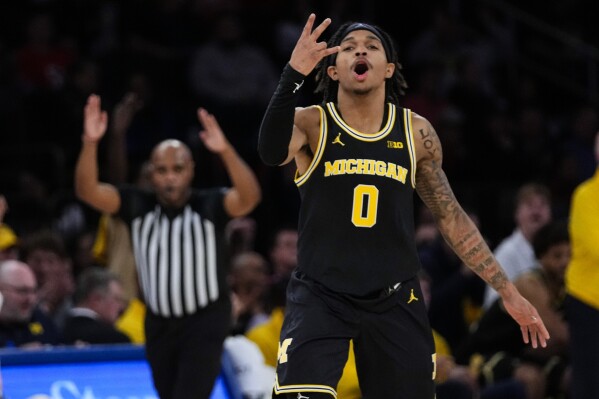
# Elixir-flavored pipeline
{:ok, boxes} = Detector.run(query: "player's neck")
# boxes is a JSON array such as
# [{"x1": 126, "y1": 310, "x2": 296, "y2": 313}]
[{"x1": 336, "y1": 93, "x2": 387, "y2": 134}]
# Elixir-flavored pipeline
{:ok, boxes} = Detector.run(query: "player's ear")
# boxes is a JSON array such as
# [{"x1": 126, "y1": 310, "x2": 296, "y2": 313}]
[
  {"x1": 385, "y1": 63, "x2": 395, "y2": 79},
  {"x1": 327, "y1": 66, "x2": 338, "y2": 81}
]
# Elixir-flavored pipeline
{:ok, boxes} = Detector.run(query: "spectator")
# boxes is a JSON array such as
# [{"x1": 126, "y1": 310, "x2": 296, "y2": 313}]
[
  {"x1": 0, "y1": 260, "x2": 59, "y2": 348},
  {"x1": 74, "y1": 94, "x2": 261, "y2": 399},
  {"x1": 267, "y1": 226, "x2": 298, "y2": 286},
  {"x1": 229, "y1": 251, "x2": 270, "y2": 335},
  {"x1": 457, "y1": 221, "x2": 572, "y2": 399},
  {"x1": 225, "y1": 216, "x2": 257, "y2": 257},
  {"x1": 61, "y1": 267, "x2": 130, "y2": 345},
  {"x1": 483, "y1": 182, "x2": 552, "y2": 308},
  {"x1": 565, "y1": 129, "x2": 599, "y2": 399},
  {"x1": 19, "y1": 229, "x2": 75, "y2": 331}
]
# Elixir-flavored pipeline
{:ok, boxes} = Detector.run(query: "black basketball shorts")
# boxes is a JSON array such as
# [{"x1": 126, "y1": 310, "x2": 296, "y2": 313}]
[{"x1": 273, "y1": 270, "x2": 436, "y2": 398}]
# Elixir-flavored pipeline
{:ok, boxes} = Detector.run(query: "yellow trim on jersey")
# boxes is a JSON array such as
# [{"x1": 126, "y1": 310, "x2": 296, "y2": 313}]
[
  {"x1": 295, "y1": 106, "x2": 328, "y2": 187},
  {"x1": 403, "y1": 108, "x2": 417, "y2": 188},
  {"x1": 326, "y1": 102, "x2": 395, "y2": 142},
  {"x1": 274, "y1": 374, "x2": 337, "y2": 398}
]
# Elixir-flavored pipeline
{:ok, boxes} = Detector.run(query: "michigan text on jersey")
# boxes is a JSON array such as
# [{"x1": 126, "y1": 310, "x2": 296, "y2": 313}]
[{"x1": 324, "y1": 159, "x2": 408, "y2": 183}]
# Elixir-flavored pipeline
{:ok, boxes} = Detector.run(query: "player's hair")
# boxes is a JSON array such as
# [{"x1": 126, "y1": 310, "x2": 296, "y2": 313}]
[{"x1": 314, "y1": 21, "x2": 408, "y2": 105}]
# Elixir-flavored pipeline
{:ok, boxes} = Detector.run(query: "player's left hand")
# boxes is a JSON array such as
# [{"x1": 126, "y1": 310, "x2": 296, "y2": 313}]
[
  {"x1": 501, "y1": 289, "x2": 550, "y2": 348},
  {"x1": 197, "y1": 107, "x2": 231, "y2": 154}
]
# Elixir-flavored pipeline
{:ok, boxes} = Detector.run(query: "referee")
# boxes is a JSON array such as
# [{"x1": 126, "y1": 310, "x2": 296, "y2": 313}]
[{"x1": 75, "y1": 94, "x2": 261, "y2": 399}]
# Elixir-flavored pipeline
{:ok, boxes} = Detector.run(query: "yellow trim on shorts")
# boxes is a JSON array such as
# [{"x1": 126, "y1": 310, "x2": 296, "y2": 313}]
[{"x1": 273, "y1": 374, "x2": 337, "y2": 398}]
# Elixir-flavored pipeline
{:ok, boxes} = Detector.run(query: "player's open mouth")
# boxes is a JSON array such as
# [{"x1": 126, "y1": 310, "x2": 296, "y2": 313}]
[
  {"x1": 353, "y1": 61, "x2": 369, "y2": 81},
  {"x1": 354, "y1": 61, "x2": 368, "y2": 75}
]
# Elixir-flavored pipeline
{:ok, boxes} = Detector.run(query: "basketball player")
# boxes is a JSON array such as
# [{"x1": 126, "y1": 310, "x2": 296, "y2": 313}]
[{"x1": 258, "y1": 14, "x2": 550, "y2": 398}]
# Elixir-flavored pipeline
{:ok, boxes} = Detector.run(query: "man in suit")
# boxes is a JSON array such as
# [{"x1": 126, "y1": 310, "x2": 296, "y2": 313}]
[{"x1": 62, "y1": 267, "x2": 130, "y2": 345}]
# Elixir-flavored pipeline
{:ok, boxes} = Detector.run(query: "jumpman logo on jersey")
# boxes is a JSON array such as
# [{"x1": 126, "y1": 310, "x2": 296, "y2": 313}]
[
  {"x1": 332, "y1": 133, "x2": 345, "y2": 146},
  {"x1": 293, "y1": 80, "x2": 304, "y2": 93},
  {"x1": 297, "y1": 393, "x2": 310, "y2": 399},
  {"x1": 407, "y1": 289, "x2": 419, "y2": 303}
]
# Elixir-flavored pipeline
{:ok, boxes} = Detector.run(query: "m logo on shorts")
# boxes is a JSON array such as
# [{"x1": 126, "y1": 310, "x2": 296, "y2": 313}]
[{"x1": 277, "y1": 338, "x2": 293, "y2": 364}]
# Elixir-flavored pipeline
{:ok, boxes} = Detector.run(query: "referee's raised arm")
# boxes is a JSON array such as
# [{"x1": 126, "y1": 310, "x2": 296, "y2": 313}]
[
  {"x1": 75, "y1": 94, "x2": 121, "y2": 215},
  {"x1": 196, "y1": 107, "x2": 261, "y2": 217}
]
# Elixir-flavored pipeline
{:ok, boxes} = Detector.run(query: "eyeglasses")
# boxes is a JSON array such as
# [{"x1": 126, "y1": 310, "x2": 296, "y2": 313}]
[{"x1": 0, "y1": 283, "x2": 37, "y2": 296}]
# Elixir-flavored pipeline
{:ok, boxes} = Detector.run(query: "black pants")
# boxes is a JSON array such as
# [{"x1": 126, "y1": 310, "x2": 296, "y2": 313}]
[
  {"x1": 145, "y1": 299, "x2": 231, "y2": 399},
  {"x1": 566, "y1": 294, "x2": 599, "y2": 399}
]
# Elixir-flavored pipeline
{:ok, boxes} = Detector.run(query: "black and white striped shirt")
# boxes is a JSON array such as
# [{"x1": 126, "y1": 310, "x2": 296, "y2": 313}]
[{"x1": 117, "y1": 186, "x2": 230, "y2": 317}]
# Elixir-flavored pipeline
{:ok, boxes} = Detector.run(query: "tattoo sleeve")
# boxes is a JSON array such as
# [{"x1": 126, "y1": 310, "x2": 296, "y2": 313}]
[{"x1": 415, "y1": 123, "x2": 509, "y2": 292}]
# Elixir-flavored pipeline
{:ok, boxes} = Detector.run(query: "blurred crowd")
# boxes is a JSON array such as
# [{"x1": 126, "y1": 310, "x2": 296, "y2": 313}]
[
  {"x1": 0, "y1": 0, "x2": 598, "y2": 398},
  {"x1": 0, "y1": 0, "x2": 597, "y2": 248}
]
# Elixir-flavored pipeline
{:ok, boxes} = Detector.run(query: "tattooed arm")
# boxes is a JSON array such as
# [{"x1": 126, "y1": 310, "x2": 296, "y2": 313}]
[{"x1": 412, "y1": 113, "x2": 550, "y2": 348}]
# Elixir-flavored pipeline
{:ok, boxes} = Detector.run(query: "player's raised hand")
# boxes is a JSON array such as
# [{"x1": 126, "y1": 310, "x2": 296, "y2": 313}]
[
  {"x1": 289, "y1": 13, "x2": 340, "y2": 75},
  {"x1": 83, "y1": 94, "x2": 108, "y2": 143},
  {"x1": 197, "y1": 108, "x2": 231, "y2": 154}
]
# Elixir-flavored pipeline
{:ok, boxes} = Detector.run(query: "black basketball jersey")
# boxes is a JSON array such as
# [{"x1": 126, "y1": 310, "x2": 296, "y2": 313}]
[{"x1": 296, "y1": 102, "x2": 421, "y2": 296}]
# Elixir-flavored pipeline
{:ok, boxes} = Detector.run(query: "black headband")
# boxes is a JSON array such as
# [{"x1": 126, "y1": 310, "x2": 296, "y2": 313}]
[{"x1": 340, "y1": 22, "x2": 392, "y2": 61}]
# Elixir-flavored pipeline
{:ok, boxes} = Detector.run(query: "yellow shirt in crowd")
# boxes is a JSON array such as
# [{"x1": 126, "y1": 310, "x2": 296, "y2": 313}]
[{"x1": 566, "y1": 168, "x2": 599, "y2": 310}]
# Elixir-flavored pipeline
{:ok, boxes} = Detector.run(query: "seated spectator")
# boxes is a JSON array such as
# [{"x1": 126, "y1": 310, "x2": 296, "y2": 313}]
[
  {"x1": 456, "y1": 221, "x2": 571, "y2": 399},
  {"x1": 0, "y1": 260, "x2": 59, "y2": 348},
  {"x1": 483, "y1": 183, "x2": 552, "y2": 308},
  {"x1": 267, "y1": 226, "x2": 298, "y2": 289},
  {"x1": 19, "y1": 229, "x2": 75, "y2": 330},
  {"x1": 61, "y1": 267, "x2": 130, "y2": 345},
  {"x1": 228, "y1": 251, "x2": 270, "y2": 335},
  {"x1": 225, "y1": 216, "x2": 257, "y2": 257}
]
